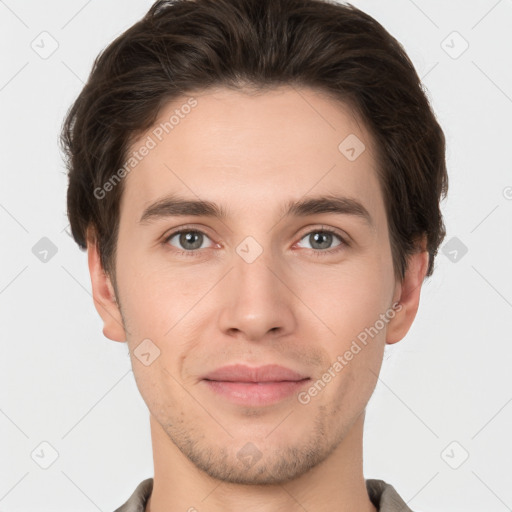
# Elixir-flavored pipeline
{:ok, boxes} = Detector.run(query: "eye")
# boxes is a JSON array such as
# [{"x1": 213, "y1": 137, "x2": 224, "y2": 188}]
[
  {"x1": 162, "y1": 225, "x2": 349, "y2": 258},
  {"x1": 295, "y1": 228, "x2": 348, "y2": 254},
  {"x1": 164, "y1": 228, "x2": 215, "y2": 255}
]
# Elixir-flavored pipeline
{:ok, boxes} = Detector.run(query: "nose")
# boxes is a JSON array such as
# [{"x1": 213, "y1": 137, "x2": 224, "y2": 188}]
[{"x1": 216, "y1": 246, "x2": 297, "y2": 342}]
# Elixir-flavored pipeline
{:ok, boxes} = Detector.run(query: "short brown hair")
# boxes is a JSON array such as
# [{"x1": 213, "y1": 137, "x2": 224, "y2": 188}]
[{"x1": 60, "y1": 0, "x2": 448, "y2": 284}]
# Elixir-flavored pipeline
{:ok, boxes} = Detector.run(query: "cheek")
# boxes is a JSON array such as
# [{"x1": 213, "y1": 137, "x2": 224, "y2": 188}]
[
  {"x1": 302, "y1": 263, "x2": 393, "y2": 395},
  {"x1": 308, "y1": 257, "x2": 393, "y2": 335},
  {"x1": 314, "y1": 270, "x2": 389, "y2": 411},
  {"x1": 115, "y1": 250, "x2": 185, "y2": 336}
]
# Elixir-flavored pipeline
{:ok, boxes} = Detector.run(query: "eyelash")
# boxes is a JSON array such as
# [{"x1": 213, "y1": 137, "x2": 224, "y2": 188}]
[{"x1": 162, "y1": 225, "x2": 350, "y2": 258}]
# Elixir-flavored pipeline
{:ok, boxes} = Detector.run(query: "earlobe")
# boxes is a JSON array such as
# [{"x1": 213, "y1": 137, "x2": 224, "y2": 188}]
[
  {"x1": 87, "y1": 230, "x2": 127, "y2": 343},
  {"x1": 385, "y1": 245, "x2": 429, "y2": 345}
]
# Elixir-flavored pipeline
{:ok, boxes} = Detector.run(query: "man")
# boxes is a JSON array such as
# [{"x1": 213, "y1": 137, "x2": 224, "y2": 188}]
[{"x1": 60, "y1": 0, "x2": 448, "y2": 510}]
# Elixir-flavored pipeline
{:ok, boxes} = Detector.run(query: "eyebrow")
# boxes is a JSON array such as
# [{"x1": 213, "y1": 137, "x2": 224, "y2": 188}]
[{"x1": 139, "y1": 193, "x2": 374, "y2": 228}]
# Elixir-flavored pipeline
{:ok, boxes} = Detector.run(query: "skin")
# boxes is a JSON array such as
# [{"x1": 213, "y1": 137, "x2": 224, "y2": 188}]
[{"x1": 87, "y1": 85, "x2": 428, "y2": 512}]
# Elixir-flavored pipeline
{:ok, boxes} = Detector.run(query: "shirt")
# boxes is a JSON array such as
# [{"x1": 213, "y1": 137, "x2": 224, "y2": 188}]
[{"x1": 113, "y1": 477, "x2": 414, "y2": 511}]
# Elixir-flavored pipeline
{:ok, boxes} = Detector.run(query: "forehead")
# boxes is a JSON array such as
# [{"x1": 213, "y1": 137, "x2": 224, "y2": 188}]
[{"x1": 120, "y1": 85, "x2": 385, "y2": 230}]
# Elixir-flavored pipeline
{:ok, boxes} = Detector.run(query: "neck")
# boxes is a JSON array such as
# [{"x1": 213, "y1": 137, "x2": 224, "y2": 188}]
[{"x1": 146, "y1": 411, "x2": 377, "y2": 512}]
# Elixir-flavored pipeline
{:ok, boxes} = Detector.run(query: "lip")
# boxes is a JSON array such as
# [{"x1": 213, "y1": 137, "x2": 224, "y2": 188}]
[
  {"x1": 202, "y1": 364, "x2": 310, "y2": 406},
  {"x1": 202, "y1": 364, "x2": 309, "y2": 383}
]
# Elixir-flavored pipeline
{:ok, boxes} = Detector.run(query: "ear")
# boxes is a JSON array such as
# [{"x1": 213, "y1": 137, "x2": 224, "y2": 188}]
[
  {"x1": 87, "y1": 228, "x2": 127, "y2": 342},
  {"x1": 386, "y1": 236, "x2": 429, "y2": 345}
]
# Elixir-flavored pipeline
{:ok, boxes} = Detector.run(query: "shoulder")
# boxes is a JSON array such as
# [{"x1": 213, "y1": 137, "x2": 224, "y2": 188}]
[
  {"x1": 113, "y1": 478, "x2": 153, "y2": 512},
  {"x1": 365, "y1": 478, "x2": 415, "y2": 512}
]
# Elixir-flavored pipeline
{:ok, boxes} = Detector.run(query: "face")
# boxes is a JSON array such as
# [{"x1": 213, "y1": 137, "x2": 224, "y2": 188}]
[{"x1": 90, "y1": 85, "x2": 425, "y2": 485}]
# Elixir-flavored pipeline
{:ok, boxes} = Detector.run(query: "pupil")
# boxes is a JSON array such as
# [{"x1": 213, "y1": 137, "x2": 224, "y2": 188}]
[
  {"x1": 312, "y1": 232, "x2": 331, "y2": 250},
  {"x1": 181, "y1": 231, "x2": 202, "y2": 250}
]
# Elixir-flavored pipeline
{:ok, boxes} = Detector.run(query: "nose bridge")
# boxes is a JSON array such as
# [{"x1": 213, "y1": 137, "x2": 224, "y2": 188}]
[
  {"x1": 217, "y1": 236, "x2": 296, "y2": 339},
  {"x1": 234, "y1": 239, "x2": 279, "y2": 295}
]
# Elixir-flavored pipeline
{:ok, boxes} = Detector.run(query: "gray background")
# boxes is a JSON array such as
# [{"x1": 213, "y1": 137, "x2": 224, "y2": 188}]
[{"x1": 1, "y1": 1, "x2": 511, "y2": 510}]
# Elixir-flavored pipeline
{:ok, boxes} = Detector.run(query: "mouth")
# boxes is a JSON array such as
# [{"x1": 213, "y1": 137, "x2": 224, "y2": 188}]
[{"x1": 201, "y1": 364, "x2": 310, "y2": 406}]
